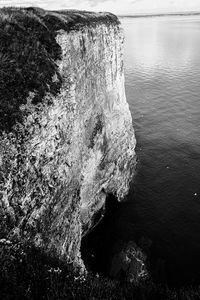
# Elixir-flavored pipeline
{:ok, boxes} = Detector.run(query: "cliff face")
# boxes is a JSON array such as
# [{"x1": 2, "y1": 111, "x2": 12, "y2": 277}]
[{"x1": 0, "y1": 8, "x2": 136, "y2": 266}]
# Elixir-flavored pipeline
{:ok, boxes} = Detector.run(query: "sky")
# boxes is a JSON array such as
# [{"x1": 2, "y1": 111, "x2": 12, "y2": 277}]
[{"x1": 1, "y1": 0, "x2": 200, "y2": 15}]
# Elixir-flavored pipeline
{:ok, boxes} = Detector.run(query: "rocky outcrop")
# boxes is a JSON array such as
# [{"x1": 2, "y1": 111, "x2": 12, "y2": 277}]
[
  {"x1": 110, "y1": 241, "x2": 147, "y2": 284},
  {"x1": 0, "y1": 7, "x2": 136, "y2": 267}
]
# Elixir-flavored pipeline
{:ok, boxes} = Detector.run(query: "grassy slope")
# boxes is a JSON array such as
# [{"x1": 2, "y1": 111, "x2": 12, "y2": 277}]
[{"x1": 1, "y1": 241, "x2": 200, "y2": 300}]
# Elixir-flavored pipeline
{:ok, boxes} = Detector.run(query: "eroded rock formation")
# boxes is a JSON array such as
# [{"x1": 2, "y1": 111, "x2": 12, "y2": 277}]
[
  {"x1": 0, "y1": 7, "x2": 136, "y2": 267},
  {"x1": 110, "y1": 241, "x2": 148, "y2": 284}
]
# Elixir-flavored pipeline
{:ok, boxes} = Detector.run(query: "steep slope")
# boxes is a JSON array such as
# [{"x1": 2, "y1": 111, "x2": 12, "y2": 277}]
[{"x1": 0, "y1": 7, "x2": 136, "y2": 267}]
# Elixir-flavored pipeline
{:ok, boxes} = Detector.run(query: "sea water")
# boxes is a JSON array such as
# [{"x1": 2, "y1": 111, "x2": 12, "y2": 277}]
[{"x1": 121, "y1": 15, "x2": 200, "y2": 285}]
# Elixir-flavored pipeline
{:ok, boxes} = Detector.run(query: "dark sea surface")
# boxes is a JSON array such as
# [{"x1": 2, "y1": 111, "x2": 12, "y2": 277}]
[{"x1": 120, "y1": 15, "x2": 200, "y2": 285}]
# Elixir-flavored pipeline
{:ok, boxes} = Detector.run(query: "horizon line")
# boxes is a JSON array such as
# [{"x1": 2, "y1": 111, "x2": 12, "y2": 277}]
[{"x1": 118, "y1": 11, "x2": 200, "y2": 17}]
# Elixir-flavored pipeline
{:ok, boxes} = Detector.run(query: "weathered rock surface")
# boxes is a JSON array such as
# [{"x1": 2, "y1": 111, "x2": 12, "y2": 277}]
[
  {"x1": 110, "y1": 241, "x2": 148, "y2": 284},
  {"x1": 0, "y1": 7, "x2": 136, "y2": 266}
]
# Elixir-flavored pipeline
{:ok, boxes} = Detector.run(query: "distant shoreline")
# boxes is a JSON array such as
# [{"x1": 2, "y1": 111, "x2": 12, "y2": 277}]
[{"x1": 118, "y1": 12, "x2": 200, "y2": 18}]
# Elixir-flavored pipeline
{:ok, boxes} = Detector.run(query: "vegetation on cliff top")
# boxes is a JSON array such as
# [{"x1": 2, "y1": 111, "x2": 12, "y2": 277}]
[{"x1": 0, "y1": 7, "x2": 120, "y2": 132}]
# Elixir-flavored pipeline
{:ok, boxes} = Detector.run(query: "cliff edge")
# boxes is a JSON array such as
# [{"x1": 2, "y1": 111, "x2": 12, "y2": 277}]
[{"x1": 0, "y1": 7, "x2": 136, "y2": 267}]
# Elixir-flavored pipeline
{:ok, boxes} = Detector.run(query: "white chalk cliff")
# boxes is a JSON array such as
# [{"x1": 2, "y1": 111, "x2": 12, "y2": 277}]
[{"x1": 0, "y1": 7, "x2": 136, "y2": 267}]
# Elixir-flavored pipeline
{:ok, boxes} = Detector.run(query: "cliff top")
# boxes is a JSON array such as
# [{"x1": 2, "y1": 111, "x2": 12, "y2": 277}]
[
  {"x1": 0, "y1": 7, "x2": 120, "y2": 31},
  {"x1": 0, "y1": 7, "x2": 120, "y2": 132}
]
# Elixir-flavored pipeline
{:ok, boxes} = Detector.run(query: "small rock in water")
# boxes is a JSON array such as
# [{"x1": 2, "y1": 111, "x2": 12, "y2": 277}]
[
  {"x1": 194, "y1": 193, "x2": 198, "y2": 196},
  {"x1": 109, "y1": 240, "x2": 148, "y2": 285}
]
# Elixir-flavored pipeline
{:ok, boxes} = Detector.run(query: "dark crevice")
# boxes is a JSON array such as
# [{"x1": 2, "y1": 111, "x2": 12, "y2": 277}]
[{"x1": 81, "y1": 193, "x2": 122, "y2": 276}]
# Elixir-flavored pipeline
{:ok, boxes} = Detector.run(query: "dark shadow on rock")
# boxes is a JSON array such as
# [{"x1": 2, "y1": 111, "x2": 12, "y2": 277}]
[
  {"x1": 81, "y1": 193, "x2": 122, "y2": 275},
  {"x1": 81, "y1": 193, "x2": 148, "y2": 286}
]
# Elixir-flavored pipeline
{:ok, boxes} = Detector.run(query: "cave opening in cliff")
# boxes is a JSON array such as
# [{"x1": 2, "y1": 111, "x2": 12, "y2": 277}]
[
  {"x1": 81, "y1": 190, "x2": 148, "y2": 284},
  {"x1": 81, "y1": 193, "x2": 123, "y2": 277}
]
